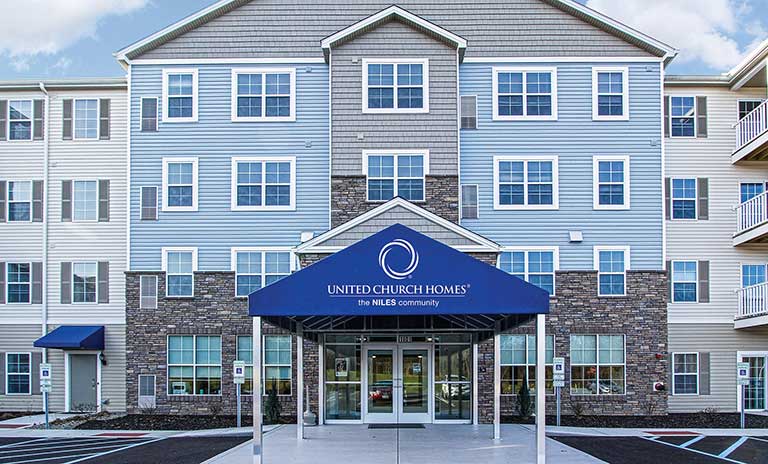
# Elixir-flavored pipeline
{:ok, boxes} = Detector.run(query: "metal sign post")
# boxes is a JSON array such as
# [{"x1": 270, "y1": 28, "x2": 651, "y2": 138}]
[
  {"x1": 234, "y1": 361, "x2": 246, "y2": 428},
  {"x1": 737, "y1": 362, "x2": 750, "y2": 429},
  {"x1": 39, "y1": 364, "x2": 52, "y2": 429},
  {"x1": 552, "y1": 357, "x2": 565, "y2": 427}
]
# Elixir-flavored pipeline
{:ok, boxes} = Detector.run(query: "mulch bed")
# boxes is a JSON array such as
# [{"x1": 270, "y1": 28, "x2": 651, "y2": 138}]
[
  {"x1": 75, "y1": 414, "x2": 292, "y2": 431},
  {"x1": 0, "y1": 412, "x2": 43, "y2": 421},
  {"x1": 504, "y1": 413, "x2": 768, "y2": 429}
]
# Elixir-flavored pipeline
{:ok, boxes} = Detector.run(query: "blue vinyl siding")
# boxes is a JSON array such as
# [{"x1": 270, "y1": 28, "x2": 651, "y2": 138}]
[
  {"x1": 460, "y1": 62, "x2": 663, "y2": 271},
  {"x1": 130, "y1": 64, "x2": 329, "y2": 270}
]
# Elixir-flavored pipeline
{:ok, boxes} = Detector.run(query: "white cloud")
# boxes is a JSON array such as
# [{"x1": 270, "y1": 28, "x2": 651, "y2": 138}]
[
  {"x1": 586, "y1": 0, "x2": 766, "y2": 71},
  {"x1": 0, "y1": 0, "x2": 148, "y2": 58},
  {"x1": 52, "y1": 56, "x2": 73, "y2": 72}
]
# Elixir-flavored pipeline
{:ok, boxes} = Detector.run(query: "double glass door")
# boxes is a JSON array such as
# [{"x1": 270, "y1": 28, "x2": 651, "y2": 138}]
[{"x1": 364, "y1": 344, "x2": 431, "y2": 423}]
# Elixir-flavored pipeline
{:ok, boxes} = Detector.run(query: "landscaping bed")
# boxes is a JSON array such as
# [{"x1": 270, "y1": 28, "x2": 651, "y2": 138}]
[
  {"x1": 75, "y1": 414, "x2": 292, "y2": 431},
  {"x1": 504, "y1": 412, "x2": 768, "y2": 428},
  {"x1": 0, "y1": 412, "x2": 43, "y2": 421}
]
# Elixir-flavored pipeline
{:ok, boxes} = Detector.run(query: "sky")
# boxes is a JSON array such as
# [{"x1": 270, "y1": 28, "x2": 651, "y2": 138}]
[{"x1": 0, "y1": 0, "x2": 765, "y2": 80}]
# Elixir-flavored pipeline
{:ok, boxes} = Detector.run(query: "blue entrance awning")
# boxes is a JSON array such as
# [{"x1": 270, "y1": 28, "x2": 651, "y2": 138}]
[
  {"x1": 34, "y1": 326, "x2": 105, "y2": 350},
  {"x1": 249, "y1": 224, "x2": 549, "y2": 330}
]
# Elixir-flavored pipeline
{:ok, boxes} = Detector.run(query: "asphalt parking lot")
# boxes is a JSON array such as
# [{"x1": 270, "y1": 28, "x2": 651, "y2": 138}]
[{"x1": 553, "y1": 434, "x2": 768, "y2": 464}]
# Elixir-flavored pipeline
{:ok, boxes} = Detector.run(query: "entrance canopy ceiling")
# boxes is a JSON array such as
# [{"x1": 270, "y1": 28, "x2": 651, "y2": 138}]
[{"x1": 249, "y1": 224, "x2": 549, "y2": 333}]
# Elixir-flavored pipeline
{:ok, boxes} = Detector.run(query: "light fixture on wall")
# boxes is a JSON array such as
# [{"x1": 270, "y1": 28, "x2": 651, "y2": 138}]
[{"x1": 99, "y1": 353, "x2": 108, "y2": 366}]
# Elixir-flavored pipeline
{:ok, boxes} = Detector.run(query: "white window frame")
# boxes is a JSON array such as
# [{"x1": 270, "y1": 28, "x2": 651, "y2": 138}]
[
  {"x1": 669, "y1": 95, "x2": 697, "y2": 138},
  {"x1": 161, "y1": 68, "x2": 198, "y2": 123},
  {"x1": 672, "y1": 352, "x2": 699, "y2": 396},
  {"x1": 570, "y1": 334, "x2": 626, "y2": 396},
  {"x1": 492, "y1": 67, "x2": 558, "y2": 121},
  {"x1": 593, "y1": 155, "x2": 630, "y2": 210},
  {"x1": 140, "y1": 97, "x2": 158, "y2": 132},
  {"x1": 71, "y1": 261, "x2": 99, "y2": 305},
  {"x1": 263, "y1": 334, "x2": 292, "y2": 396},
  {"x1": 72, "y1": 179, "x2": 99, "y2": 222},
  {"x1": 498, "y1": 247, "x2": 560, "y2": 295},
  {"x1": 362, "y1": 150, "x2": 429, "y2": 203},
  {"x1": 362, "y1": 58, "x2": 430, "y2": 114},
  {"x1": 161, "y1": 157, "x2": 199, "y2": 212},
  {"x1": 162, "y1": 247, "x2": 198, "y2": 298},
  {"x1": 499, "y1": 334, "x2": 556, "y2": 396},
  {"x1": 139, "y1": 275, "x2": 158, "y2": 310},
  {"x1": 230, "y1": 247, "x2": 295, "y2": 298},
  {"x1": 236, "y1": 335, "x2": 254, "y2": 394},
  {"x1": 230, "y1": 68, "x2": 297, "y2": 122},
  {"x1": 740, "y1": 262, "x2": 768, "y2": 288},
  {"x1": 592, "y1": 67, "x2": 629, "y2": 121},
  {"x1": 5, "y1": 262, "x2": 32, "y2": 305},
  {"x1": 670, "y1": 177, "x2": 697, "y2": 221},
  {"x1": 737, "y1": 99, "x2": 764, "y2": 121},
  {"x1": 492, "y1": 155, "x2": 559, "y2": 210},
  {"x1": 5, "y1": 352, "x2": 32, "y2": 396},
  {"x1": 460, "y1": 183, "x2": 479, "y2": 219},
  {"x1": 72, "y1": 98, "x2": 100, "y2": 140},
  {"x1": 230, "y1": 156, "x2": 297, "y2": 211},
  {"x1": 594, "y1": 246, "x2": 630, "y2": 297},
  {"x1": 670, "y1": 260, "x2": 698, "y2": 303},
  {"x1": 7, "y1": 99, "x2": 33, "y2": 142},
  {"x1": 138, "y1": 374, "x2": 157, "y2": 405},
  {"x1": 6, "y1": 180, "x2": 33, "y2": 223},
  {"x1": 166, "y1": 335, "x2": 222, "y2": 396}
]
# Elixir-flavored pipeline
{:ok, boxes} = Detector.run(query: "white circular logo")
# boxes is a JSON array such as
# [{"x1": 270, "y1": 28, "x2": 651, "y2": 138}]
[{"x1": 378, "y1": 239, "x2": 419, "y2": 280}]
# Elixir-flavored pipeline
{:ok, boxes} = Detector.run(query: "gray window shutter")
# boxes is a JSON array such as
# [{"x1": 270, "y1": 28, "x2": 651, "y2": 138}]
[
  {"x1": 61, "y1": 262, "x2": 72, "y2": 304},
  {"x1": 31, "y1": 262, "x2": 42, "y2": 304},
  {"x1": 0, "y1": 354, "x2": 4, "y2": 395},
  {"x1": 696, "y1": 96, "x2": 708, "y2": 138},
  {"x1": 61, "y1": 180, "x2": 72, "y2": 222},
  {"x1": 698, "y1": 260, "x2": 710, "y2": 303},
  {"x1": 98, "y1": 180, "x2": 110, "y2": 222},
  {"x1": 141, "y1": 98, "x2": 158, "y2": 132},
  {"x1": 0, "y1": 100, "x2": 6, "y2": 141},
  {"x1": 664, "y1": 96, "x2": 670, "y2": 138},
  {"x1": 32, "y1": 180, "x2": 44, "y2": 222},
  {"x1": 31, "y1": 352, "x2": 42, "y2": 395},
  {"x1": 697, "y1": 178, "x2": 709, "y2": 220},
  {"x1": 98, "y1": 262, "x2": 109, "y2": 304},
  {"x1": 460, "y1": 96, "x2": 477, "y2": 129},
  {"x1": 33, "y1": 100, "x2": 44, "y2": 141},
  {"x1": 699, "y1": 353, "x2": 710, "y2": 395},
  {"x1": 99, "y1": 99, "x2": 110, "y2": 140},
  {"x1": 666, "y1": 260, "x2": 672, "y2": 303},
  {"x1": 0, "y1": 262, "x2": 5, "y2": 305},
  {"x1": 0, "y1": 180, "x2": 6, "y2": 223},
  {"x1": 664, "y1": 177, "x2": 671, "y2": 220},
  {"x1": 141, "y1": 186, "x2": 158, "y2": 221},
  {"x1": 62, "y1": 99, "x2": 73, "y2": 140}
]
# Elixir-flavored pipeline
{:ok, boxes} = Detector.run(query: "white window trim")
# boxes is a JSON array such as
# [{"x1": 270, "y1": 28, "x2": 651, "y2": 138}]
[
  {"x1": 592, "y1": 67, "x2": 629, "y2": 121},
  {"x1": 362, "y1": 150, "x2": 430, "y2": 203},
  {"x1": 740, "y1": 262, "x2": 768, "y2": 288},
  {"x1": 72, "y1": 98, "x2": 100, "y2": 141},
  {"x1": 498, "y1": 247, "x2": 560, "y2": 295},
  {"x1": 460, "y1": 183, "x2": 480, "y2": 219},
  {"x1": 7, "y1": 99, "x2": 33, "y2": 142},
  {"x1": 71, "y1": 179, "x2": 100, "y2": 223},
  {"x1": 570, "y1": 334, "x2": 627, "y2": 396},
  {"x1": 230, "y1": 247, "x2": 296, "y2": 298},
  {"x1": 166, "y1": 335, "x2": 222, "y2": 397},
  {"x1": 230, "y1": 156, "x2": 297, "y2": 211},
  {"x1": 162, "y1": 247, "x2": 198, "y2": 298},
  {"x1": 138, "y1": 374, "x2": 157, "y2": 398},
  {"x1": 592, "y1": 155, "x2": 630, "y2": 210},
  {"x1": 236, "y1": 335, "x2": 254, "y2": 394},
  {"x1": 672, "y1": 352, "x2": 699, "y2": 396},
  {"x1": 5, "y1": 352, "x2": 32, "y2": 396},
  {"x1": 668, "y1": 95, "x2": 697, "y2": 138},
  {"x1": 670, "y1": 260, "x2": 699, "y2": 303},
  {"x1": 139, "y1": 275, "x2": 158, "y2": 310},
  {"x1": 670, "y1": 177, "x2": 697, "y2": 221},
  {"x1": 499, "y1": 334, "x2": 556, "y2": 396},
  {"x1": 263, "y1": 334, "x2": 292, "y2": 396},
  {"x1": 230, "y1": 68, "x2": 297, "y2": 122},
  {"x1": 161, "y1": 157, "x2": 199, "y2": 212},
  {"x1": 737, "y1": 99, "x2": 765, "y2": 121},
  {"x1": 492, "y1": 67, "x2": 558, "y2": 121},
  {"x1": 492, "y1": 155, "x2": 559, "y2": 210},
  {"x1": 5, "y1": 262, "x2": 32, "y2": 305},
  {"x1": 140, "y1": 186, "x2": 159, "y2": 220},
  {"x1": 161, "y1": 68, "x2": 199, "y2": 123},
  {"x1": 6, "y1": 180, "x2": 33, "y2": 223},
  {"x1": 593, "y1": 246, "x2": 630, "y2": 297},
  {"x1": 362, "y1": 58, "x2": 430, "y2": 114},
  {"x1": 460, "y1": 95, "x2": 479, "y2": 129},
  {"x1": 140, "y1": 97, "x2": 159, "y2": 131},
  {"x1": 71, "y1": 261, "x2": 99, "y2": 305}
]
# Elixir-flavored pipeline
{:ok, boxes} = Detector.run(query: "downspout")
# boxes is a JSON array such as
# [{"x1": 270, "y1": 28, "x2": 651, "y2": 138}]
[{"x1": 39, "y1": 82, "x2": 50, "y2": 364}]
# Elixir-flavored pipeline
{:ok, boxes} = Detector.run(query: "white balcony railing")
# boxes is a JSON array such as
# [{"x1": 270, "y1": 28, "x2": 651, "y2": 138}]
[
  {"x1": 736, "y1": 100, "x2": 768, "y2": 152},
  {"x1": 737, "y1": 282, "x2": 768, "y2": 320},
  {"x1": 736, "y1": 190, "x2": 768, "y2": 236}
]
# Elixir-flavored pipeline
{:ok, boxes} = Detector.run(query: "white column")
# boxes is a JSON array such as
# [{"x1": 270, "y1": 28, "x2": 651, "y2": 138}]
[
  {"x1": 253, "y1": 317, "x2": 263, "y2": 464},
  {"x1": 297, "y1": 323, "x2": 304, "y2": 440},
  {"x1": 493, "y1": 324, "x2": 501, "y2": 440},
  {"x1": 535, "y1": 314, "x2": 546, "y2": 464}
]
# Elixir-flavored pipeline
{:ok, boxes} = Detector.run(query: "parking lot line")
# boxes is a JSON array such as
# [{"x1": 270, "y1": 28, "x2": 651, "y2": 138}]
[
  {"x1": 0, "y1": 438, "x2": 147, "y2": 454},
  {"x1": 0, "y1": 441, "x2": 145, "y2": 461},
  {"x1": 719, "y1": 437, "x2": 749, "y2": 459},
  {"x1": 640, "y1": 436, "x2": 744, "y2": 464},
  {"x1": 64, "y1": 437, "x2": 166, "y2": 464},
  {"x1": 679, "y1": 435, "x2": 706, "y2": 448},
  {"x1": 0, "y1": 440, "x2": 49, "y2": 451},
  {"x1": 0, "y1": 437, "x2": 163, "y2": 464}
]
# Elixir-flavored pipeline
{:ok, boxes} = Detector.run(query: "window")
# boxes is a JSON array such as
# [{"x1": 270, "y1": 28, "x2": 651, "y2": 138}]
[
  {"x1": 141, "y1": 98, "x2": 158, "y2": 132},
  {"x1": 6, "y1": 263, "x2": 31, "y2": 304},
  {"x1": 500, "y1": 335, "x2": 555, "y2": 395},
  {"x1": 460, "y1": 184, "x2": 479, "y2": 219},
  {"x1": 671, "y1": 178, "x2": 696, "y2": 219},
  {"x1": 138, "y1": 375, "x2": 156, "y2": 409},
  {"x1": 140, "y1": 186, "x2": 158, "y2": 221},
  {"x1": 167, "y1": 335, "x2": 221, "y2": 396},
  {"x1": 363, "y1": 60, "x2": 429, "y2": 113},
  {"x1": 365, "y1": 152, "x2": 427, "y2": 202},
  {"x1": 670, "y1": 96, "x2": 696, "y2": 137},
  {"x1": 8, "y1": 100, "x2": 32, "y2": 141},
  {"x1": 460, "y1": 95, "x2": 477, "y2": 129},
  {"x1": 671, "y1": 261, "x2": 697, "y2": 302},
  {"x1": 499, "y1": 249, "x2": 558, "y2": 295},
  {"x1": 232, "y1": 69, "x2": 296, "y2": 121},
  {"x1": 593, "y1": 156, "x2": 630, "y2": 209},
  {"x1": 73, "y1": 180, "x2": 98, "y2": 221},
  {"x1": 570, "y1": 335, "x2": 625, "y2": 395},
  {"x1": 595, "y1": 247, "x2": 629, "y2": 296},
  {"x1": 264, "y1": 335, "x2": 291, "y2": 395},
  {"x1": 5, "y1": 353, "x2": 31, "y2": 395},
  {"x1": 163, "y1": 248, "x2": 197, "y2": 297},
  {"x1": 742, "y1": 264, "x2": 767, "y2": 288},
  {"x1": 72, "y1": 262, "x2": 97, "y2": 303},
  {"x1": 162, "y1": 69, "x2": 198, "y2": 122},
  {"x1": 739, "y1": 100, "x2": 763, "y2": 120},
  {"x1": 7, "y1": 181, "x2": 32, "y2": 222},
  {"x1": 493, "y1": 156, "x2": 558, "y2": 210},
  {"x1": 140, "y1": 275, "x2": 158, "y2": 309},
  {"x1": 73, "y1": 99, "x2": 98, "y2": 139},
  {"x1": 592, "y1": 67, "x2": 629, "y2": 120},
  {"x1": 236, "y1": 336, "x2": 254, "y2": 394},
  {"x1": 232, "y1": 249, "x2": 292, "y2": 297},
  {"x1": 493, "y1": 68, "x2": 557, "y2": 120},
  {"x1": 740, "y1": 182, "x2": 765, "y2": 203},
  {"x1": 162, "y1": 158, "x2": 198, "y2": 212},
  {"x1": 231, "y1": 157, "x2": 296, "y2": 210},
  {"x1": 672, "y1": 353, "x2": 698, "y2": 395}
]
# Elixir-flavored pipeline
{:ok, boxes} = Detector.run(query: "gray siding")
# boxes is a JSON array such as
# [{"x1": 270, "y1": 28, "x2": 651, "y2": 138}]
[{"x1": 137, "y1": 0, "x2": 654, "y2": 60}]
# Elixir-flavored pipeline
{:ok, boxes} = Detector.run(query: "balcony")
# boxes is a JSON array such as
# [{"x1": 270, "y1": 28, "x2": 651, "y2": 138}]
[
  {"x1": 736, "y1": 282, "x2": 768, "y2": 328},
  {"x1": 734, "y1": 191, "x2": 768, "y2": 245},
  {"x1": 733, "y1": 100, "x2": 768, "y2": 163}
]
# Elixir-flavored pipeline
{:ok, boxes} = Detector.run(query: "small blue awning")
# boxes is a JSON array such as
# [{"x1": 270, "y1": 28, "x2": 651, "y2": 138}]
[{"x1": 34, "y1": 326, "x2": 105, "y2": 350}]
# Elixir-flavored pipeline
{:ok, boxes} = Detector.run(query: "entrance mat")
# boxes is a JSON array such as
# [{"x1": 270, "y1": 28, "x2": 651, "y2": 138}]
[{"x1": 368, "y1": 424, "x2": 425, "y2": 429}]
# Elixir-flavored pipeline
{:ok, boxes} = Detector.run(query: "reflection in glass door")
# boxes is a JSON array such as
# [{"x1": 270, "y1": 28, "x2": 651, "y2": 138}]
[
  {"x1": 743, "y1": 356, "x2": 766, "y2": 411},
  {"x1": 400, "y1": 348, "x2": 431, "y2": 423},
  {"x1": 366, "y1": 348, "x2": 396, "y2": 423}
]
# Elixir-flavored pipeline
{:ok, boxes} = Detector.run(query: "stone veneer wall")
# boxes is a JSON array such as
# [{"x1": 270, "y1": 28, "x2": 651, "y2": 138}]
[
  {"x1": 125, "y1": 271, "x2": 320, "y2": 418},
  {"x1": 331, "y1": 175, "x2": 459, "y2": 227}
]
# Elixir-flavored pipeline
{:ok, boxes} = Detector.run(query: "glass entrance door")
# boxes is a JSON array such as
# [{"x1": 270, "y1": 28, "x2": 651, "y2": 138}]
[
  {"x1": 743, "y1": 356, "x2": 767, "y2": 411},
  {"x1": 399, "y1": 347, "x2": 431, "y2": 423},
  {"x1": 365, "y1": 347, "x2": 396, "y2": 423}
]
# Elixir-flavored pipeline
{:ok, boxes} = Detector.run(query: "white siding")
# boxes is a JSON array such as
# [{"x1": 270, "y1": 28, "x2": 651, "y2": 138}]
[{"x1": 0, "y1": 324, "x2": 43, "y2": 411}]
